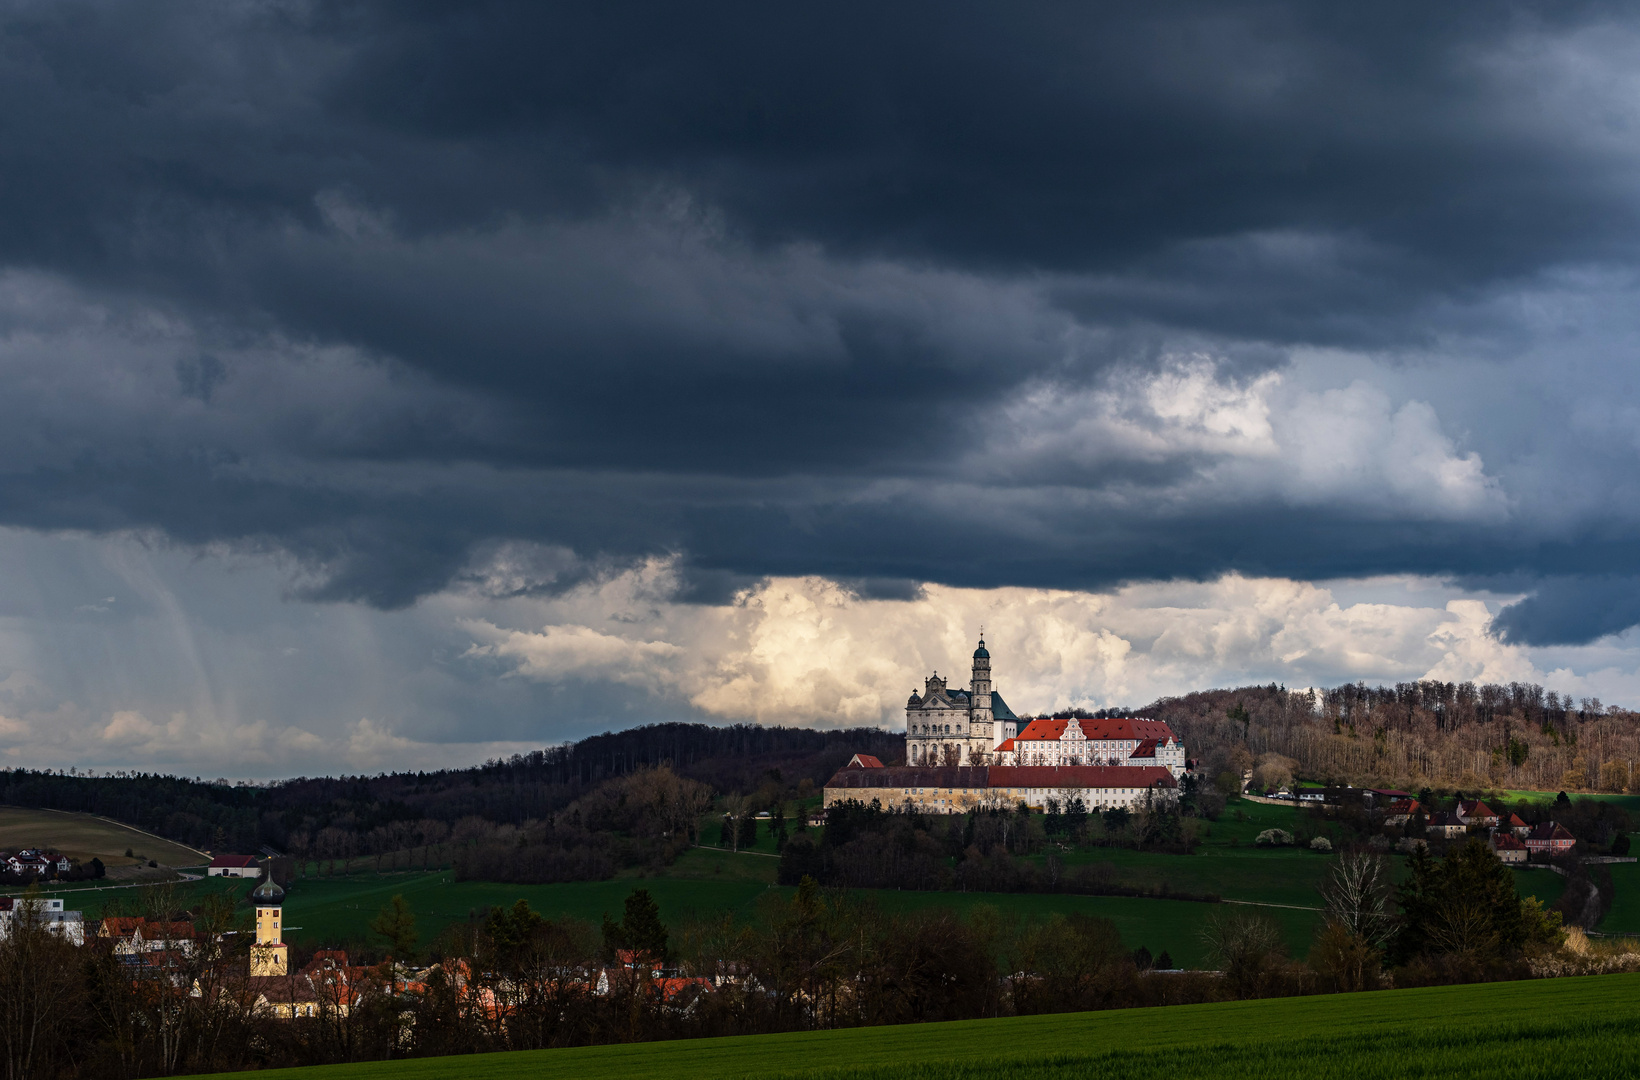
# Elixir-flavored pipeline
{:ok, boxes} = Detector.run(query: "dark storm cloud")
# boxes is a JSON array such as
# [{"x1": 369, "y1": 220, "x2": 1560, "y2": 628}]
[
  {"x1": 0, "y1": 1, "x2": 1637, "y2": 633},
  {"x1": 1494, "y1": 577, "x2": 1640, "y2": 646}
]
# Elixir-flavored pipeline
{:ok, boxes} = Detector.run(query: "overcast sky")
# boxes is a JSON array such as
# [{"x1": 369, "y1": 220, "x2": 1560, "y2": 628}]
[{"x1": 3, "y1": 2, "x2": 1640, "y2": 776}]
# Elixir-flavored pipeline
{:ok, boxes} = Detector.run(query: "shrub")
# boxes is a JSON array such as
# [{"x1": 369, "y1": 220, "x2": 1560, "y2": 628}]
[
  {"x1": 1310, "y1": 836, "x2": 1333, "y2": 852},
  {"x1": 1255, "y1": 828, "x2": 1294, "y2": 847}
]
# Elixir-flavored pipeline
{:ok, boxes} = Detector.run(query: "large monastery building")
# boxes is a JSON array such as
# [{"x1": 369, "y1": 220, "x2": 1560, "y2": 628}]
[{"x1": 831, "y1": 636, "x2": 1190, "y2": 813}]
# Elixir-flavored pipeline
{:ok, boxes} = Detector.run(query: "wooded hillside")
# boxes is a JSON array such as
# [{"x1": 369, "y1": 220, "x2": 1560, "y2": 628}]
[{"x1": 1146, "y1": 681, "x2": 1640, "y2": 795}]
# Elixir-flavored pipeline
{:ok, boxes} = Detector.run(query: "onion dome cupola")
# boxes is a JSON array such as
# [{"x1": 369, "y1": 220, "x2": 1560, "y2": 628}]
[
  {"x1": 250, "y1": 874, "x2": 285, "y2": 906},
  {"x1": 973, "y1": 637, "x2": 989, "y2": 660}
]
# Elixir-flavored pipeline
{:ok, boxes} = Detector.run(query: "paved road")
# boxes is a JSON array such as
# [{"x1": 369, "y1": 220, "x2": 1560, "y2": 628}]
[{"x1": 0, "y1": 868, "x2": 208, "y2": 898}]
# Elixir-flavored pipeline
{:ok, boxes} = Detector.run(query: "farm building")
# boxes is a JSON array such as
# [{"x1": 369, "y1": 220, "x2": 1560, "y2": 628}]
[{"x1": 207, "y1": 854, "x2": 262, "y2": 878}]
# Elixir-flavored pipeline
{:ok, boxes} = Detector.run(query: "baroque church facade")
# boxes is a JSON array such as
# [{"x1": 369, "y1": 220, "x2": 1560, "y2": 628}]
[{"x1": 904, "y1": 636, "x2": 1021, "y2": 766}]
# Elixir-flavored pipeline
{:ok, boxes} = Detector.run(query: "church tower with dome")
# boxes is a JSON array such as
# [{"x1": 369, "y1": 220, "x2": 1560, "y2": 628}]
[
  {"x1": 249, "y1": 870, "x2": 287, "y2": 977},
  {"x1": 904, "y1": 635, "x2": 1020, "y2": 766}
]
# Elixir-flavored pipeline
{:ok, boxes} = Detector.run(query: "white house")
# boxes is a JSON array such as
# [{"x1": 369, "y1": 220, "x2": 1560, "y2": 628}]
[
  {"x1": 0, "y1": 898, "x2": 84, "y2": 945},
  {"x1": 4, "y1": 849, "x2": 69, "y2": 876},
  {"x1": 208, "y1": 854, "x2": 262, "y2": 878}
]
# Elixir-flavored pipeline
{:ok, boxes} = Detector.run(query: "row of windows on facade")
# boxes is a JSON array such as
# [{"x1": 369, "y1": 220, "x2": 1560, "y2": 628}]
[{"x1": 900, "y1": 788, "x2": 1146, "y2": 796}]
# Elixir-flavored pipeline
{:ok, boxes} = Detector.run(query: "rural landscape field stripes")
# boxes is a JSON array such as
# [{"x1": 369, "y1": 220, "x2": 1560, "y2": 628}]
[{"x1": 202, "y1": 974, "x2": 1640, "y2": 1080}]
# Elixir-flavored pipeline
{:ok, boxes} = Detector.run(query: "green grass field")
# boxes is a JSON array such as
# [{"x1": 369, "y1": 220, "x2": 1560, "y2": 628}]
[
  {"x1": 49, "y1": 791, "x2": 1575, "y2": 968},
  {"x1": 81, "y1": 861, "x2": 1256, "y2": 967},
  {"x1": 202, "y1": 972, "x2": 1640, "y2": 1080},
  {"x1": 1598, "y1": 862, "x2": 1640, "y2": 934},
  {"x1": 1494, "y1": 790, "x2": 1640, "y2": 813}
]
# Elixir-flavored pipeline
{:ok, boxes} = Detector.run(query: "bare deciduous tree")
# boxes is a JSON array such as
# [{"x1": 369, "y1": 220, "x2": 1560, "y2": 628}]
[
  {"x1": 1320, "y1": 852, "x2": 1396, "y2": 947},
  {"x1": 1200, "y1": 910, "x2": 1286, "y2": 999}
]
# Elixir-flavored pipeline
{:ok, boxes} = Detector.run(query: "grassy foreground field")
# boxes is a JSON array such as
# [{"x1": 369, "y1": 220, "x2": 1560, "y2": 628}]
[{"x1": 206, "y1": 972, "x2": 1640, "y2": 1080}]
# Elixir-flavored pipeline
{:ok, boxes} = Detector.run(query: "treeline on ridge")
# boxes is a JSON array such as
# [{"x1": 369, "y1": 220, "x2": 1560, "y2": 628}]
[
  {"x1": 0, "y1": 724, "x2": 899, "y2": 879},
  {"x1": 1154, "y1": 680, "x2": 1640, "y2": 795}
]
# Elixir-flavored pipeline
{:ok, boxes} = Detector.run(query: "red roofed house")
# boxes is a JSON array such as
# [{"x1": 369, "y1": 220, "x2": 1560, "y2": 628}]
[
  {"x1": 207, "y1": 854, "x2": 261, "y2": 878},
  {"x1": 846, "y1": 754, "x2": 883, "y2": 769},
  {"x1": 1526, "y1": 821, "x2": 1577, "y2": 855},
  {"x1": 1382, "y1": 799, "x2": 1419, "y2": 827},
  {"x1": 100, "y1": 917, "x2": 194, "y2": 957},
  {"x1": 6, "y1": 850, "x2": 53, "y2": 876},
  {"x1": 1490, "y1": 832, "x2": 1527, "y2": 864},
  {"x1": 1425, "y1": 811, "x2": 1467, "y2": 839},
  {"x1": 1507, "y1": 813, "x2": 1531, "y2": 838},
  {"x1": 1456, "y1": 800, "x2": 1499, "y2": 827}
]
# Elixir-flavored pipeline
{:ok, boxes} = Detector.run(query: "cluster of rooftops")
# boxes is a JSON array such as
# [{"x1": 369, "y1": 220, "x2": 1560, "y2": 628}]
[{"x1": 1382, "y1": 796, "x2": 1578, "y2": 854}]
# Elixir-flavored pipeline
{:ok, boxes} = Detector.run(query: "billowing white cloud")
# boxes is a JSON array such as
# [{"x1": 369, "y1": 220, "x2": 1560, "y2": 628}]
[
  {"x1": 983, "y1": 355, "x2": 1508, "y2": 522},
  {"x1": 460, "y1": 562, "x2": 1574, "y2": 727}
]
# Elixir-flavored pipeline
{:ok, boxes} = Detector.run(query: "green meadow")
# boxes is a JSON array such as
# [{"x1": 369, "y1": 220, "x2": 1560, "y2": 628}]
[
  {"x1": 203, "y1": 972, "x2": 1640, "y2": 1080},
  {"x1": 1494, "y1": 789, "x2": 1640, "y2": 813},
  {"x1": 71, "y1": 857, "x2": 1262, "y2": 968},
  {"x1": 56, "y1": 794, "x2": 1577, "y2": 965}
]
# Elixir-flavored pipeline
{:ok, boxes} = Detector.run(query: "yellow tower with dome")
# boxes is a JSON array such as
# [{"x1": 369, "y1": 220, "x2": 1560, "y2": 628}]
[{"x1": 249, "y1": 871, "x2": 287, "y2": 977}]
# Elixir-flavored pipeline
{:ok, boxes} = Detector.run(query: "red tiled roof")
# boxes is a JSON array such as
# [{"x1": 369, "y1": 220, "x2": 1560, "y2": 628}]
[
  {"x1": 1017, "y1": 718, "x2": 1070, "y2": 741},
  {"x1": 209, "y1": 854, "x2": 259, "y2": 868},
  {"x1": 1492, "y1": 833, "x2": 1526, "y2": 850},
  {"x1": 1017, "y1": 717, "x2": 1178, "y2": 743},
  {"x1": 1508, "y1": 813, "x2": 1528, "y2": 827},
  {"x1": 847, "y1": 754, "x2": 884, "y2": 769},
  {"x1": 1129, "y1": 739, "x2": 1160, "y2": 758},
  {"x1": 995, "y1": 738, "x2": 1017, "y2": 752}
]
